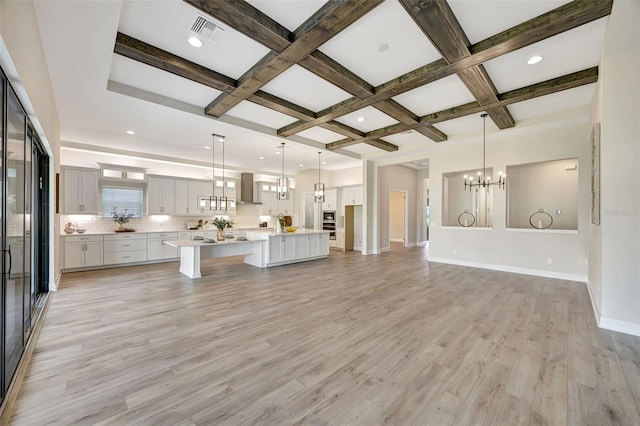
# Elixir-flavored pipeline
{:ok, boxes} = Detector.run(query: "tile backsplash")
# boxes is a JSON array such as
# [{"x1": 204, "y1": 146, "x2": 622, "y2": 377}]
[{"x1": 60, "y1": 204, "x2": 294, "y2": 233}]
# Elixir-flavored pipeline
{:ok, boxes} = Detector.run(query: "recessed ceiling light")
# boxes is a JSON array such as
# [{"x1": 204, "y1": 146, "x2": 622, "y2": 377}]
[
  {"x1": 322, "y1": 161, "x2": 327, "y2": 165},
  {"x1": 378, "y1": 43, "x2": 389, "y2": 52},
  {"x1": 188, "y1": 36, "x2": 203, "y2": 48},
  {"x1": 356, "y1": 116, "x2": 365, "y2": 122},
  {"x1": 527, "y1": 55, "x2": 543, "y2": 65},
  {"x1": 299, "y1": 164, "x2": 304, "y2": 167},
  {"x1": 259, "y1": 156, "x2": 264, "y2": 160},
  {"x1": 126, "y1": 130, "x2": 135, "y2": 135},
  {"x1": 204, "y1": 146, "x2": 211, "y2": 150},
  {"x1": 275, "y1": 151, "x2": 281, "y2": 155}
]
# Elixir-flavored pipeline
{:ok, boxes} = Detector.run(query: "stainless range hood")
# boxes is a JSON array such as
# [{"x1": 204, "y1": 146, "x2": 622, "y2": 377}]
[{"x1": 238, "y1": 172, "x2": 262, "y2": 204}]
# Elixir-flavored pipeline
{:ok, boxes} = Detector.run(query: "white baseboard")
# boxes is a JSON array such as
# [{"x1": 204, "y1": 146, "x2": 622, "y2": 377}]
[
  {"x1": 390, "y1": 238, "x2": 403, "y2": 243},
  {"x1": 407, "y1": 243, "x2": 417, "y2": 248},
  {"x1": 428, "y1": 257, "x2": 587, "y2": 283},
  {"x1": 417, "y1": 241, "x2": 429, "y2": 247},
  {"x1": 599, "y1": 317, "x2": 640, "y2": 337},
  {"x1": 379, "y1": 246, "x2": 390, "y2": 253}
]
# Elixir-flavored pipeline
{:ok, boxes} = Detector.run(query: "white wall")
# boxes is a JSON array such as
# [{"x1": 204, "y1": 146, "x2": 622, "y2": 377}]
[
  {"x1": 591, "y1": 0, "x2": 640, "y2": 335},
  {"x1": 429, "y1": 123, "x2": 591, "y2": 281},
  {"x1": 378, "y1": 165, "x2": 419, "y2": 251},
  {"x1": 1, "y1": 0, "x2": 61, "y2": 289},
  {"x1": 389, "y1": 190, "x2": 404, "y2": 242}
]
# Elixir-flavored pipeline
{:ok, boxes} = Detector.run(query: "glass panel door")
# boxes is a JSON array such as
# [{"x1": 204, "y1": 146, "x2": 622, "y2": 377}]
[
  {"x1": 4, "y1": 86, "x2": 25, "y2": 389},
  {"x1": 24, "y1": 128, "x2": 32, "y2": 340}
]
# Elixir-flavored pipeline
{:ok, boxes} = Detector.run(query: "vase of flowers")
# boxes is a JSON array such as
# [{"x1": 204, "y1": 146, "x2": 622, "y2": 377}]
[
  {"x1": 212, "y1": 217, "x2": 230, "y2": 241},
  {"x1": 112, "y1": 209, "x2": 133, "y2": 231}
]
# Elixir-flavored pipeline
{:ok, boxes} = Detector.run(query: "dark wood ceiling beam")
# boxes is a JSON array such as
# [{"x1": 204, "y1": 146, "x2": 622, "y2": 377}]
[
  {"x1": 328, "y1": 137, "x2": 398, "y2": 152},
  {"x1": 183, "y1": 0, "x2": 292, "y2": 52},
  {"x1": 204, "y1": 0, "x2": 384, "y2": 118},
  {"x1": 248, "y1": 91, "x2": 316, "y2": 121},
  {"x1": 373, "y1": 99, "x2": 447, "y2": 142},
  {"x1": 114, "y1": 32, "x2": 236, "y2": 93},
  {"x1": 280, "y1": 0, "x2": 612, "y2": 137},
  {"x1": 299, "y1": 50, "x2": 374, "y2": 99},
  {"x1": 327, "y1": 67, "x2": 598, "y2": 149},
  {"x1": 319, "y1": 121, "x2": 366, "y2": 140},
  {"x1": 399, "y1": 0, "x2": 514, "y2": 129}
]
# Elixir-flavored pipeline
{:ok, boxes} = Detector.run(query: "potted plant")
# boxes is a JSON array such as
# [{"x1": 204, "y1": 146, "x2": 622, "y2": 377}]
[
  {"x1": 212, "y1": 217, "x2": 230, "y2": 241},
  {"x1": 112, "y1": 209, "x2": 133, "y2": 231}
]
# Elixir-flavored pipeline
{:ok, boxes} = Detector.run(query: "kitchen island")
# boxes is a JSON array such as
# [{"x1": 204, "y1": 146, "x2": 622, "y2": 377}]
[{"x1": 165, "y1": 229, "x2": 330, "y2": 278}]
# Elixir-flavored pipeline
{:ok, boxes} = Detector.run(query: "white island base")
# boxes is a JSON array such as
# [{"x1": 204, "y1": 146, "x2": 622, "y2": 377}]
[{"x1": 165, "y1": 229, "x2": 330, "y2": 278}]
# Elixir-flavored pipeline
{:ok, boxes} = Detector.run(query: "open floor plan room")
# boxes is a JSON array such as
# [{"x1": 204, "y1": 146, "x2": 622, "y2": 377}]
[{"x1": 11, "y1": 247, "x2": 640, "y2": 425}]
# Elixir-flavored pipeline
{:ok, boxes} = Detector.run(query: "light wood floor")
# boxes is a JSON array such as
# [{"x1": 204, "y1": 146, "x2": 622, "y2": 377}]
[{"x1": 10, "y1": 246, "x2": 640, "y2": 425}]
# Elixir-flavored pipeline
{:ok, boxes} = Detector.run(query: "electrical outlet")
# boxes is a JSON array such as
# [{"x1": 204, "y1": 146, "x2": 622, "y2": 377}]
[{"x1": 547, "y1": 258, "x2": 553, "y2": 265}]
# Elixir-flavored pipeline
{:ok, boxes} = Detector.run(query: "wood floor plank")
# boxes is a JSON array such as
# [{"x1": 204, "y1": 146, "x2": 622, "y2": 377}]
[{"x1": 7, "y1": 247, "x2": 640, "y2": 425}]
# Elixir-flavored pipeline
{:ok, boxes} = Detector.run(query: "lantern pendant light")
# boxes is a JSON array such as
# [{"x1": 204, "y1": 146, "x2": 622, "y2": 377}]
[
  {"x1": 314, "y1": 151, "x2": 325, "y2": 203},
  {"x1": 277, "y1": 142, "x2": 290, "y2": 200}
]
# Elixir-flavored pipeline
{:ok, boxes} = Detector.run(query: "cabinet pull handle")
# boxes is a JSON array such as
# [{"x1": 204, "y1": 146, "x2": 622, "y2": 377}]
[
  {"x1": 122, "y1": 244, "x2": 131, "y2": 247},
  {"x1": 122, "y1": 256, "x2": 130, "y2": 259}
]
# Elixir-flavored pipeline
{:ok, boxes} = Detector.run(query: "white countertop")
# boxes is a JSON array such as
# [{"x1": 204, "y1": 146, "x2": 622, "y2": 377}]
[
  {"x1": 61, "y1": 227, "x2": 274, "y2": 237},
  {"x1": 245, "y1": 229, "x2": 331, "y2": 237},
  {"x1": 165, "y1": 238, "x2": 266, "y2": 248}
]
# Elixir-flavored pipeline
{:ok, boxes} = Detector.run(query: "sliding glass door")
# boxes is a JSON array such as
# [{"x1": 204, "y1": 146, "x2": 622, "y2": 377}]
[
  {"x1": 4, "y1": 85, "x2": 26, "y2": 389},
  {"x1": 0, "y1": 68, "x2": 50, "y2": 402}
]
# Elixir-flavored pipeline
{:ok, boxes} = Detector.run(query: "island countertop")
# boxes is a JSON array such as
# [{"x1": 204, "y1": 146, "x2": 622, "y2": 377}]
[{"x1": 245, "y1": 229, "x2": 331, "y2": 237}]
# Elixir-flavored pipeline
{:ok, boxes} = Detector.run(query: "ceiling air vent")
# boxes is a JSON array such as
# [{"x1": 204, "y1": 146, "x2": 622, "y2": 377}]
[{"x1": 191, "y1": 16, "x2": 226, "y2": 42}]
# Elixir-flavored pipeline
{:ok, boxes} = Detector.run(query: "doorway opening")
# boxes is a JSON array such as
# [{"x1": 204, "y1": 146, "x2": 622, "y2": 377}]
[{"x1": 389, "y1": 189, "x2": 408, "y2": 247}]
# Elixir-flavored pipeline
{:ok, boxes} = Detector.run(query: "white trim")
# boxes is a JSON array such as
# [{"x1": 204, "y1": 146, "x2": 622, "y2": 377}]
[
  {"x1": 599, "y1": 317, "x2": 640, "y2": 337},
  {"x1": 428, "y1": 257, "x2": 587, "y2": 282},
  {"x1": 440, "y1": 226, "x2": 493, "y2": 231},
  {"x1": 585, "y1": 280, "x2": 601, "y2": 326},
  {"x1": 417, "y1": 241, "x2": 429, "y2": 247},
  {"x1": 379, "y1": 246, "x2": 390, "y2": 253},
  {"x1": 505, "y1": 228, "x2": 579, "y2": 235},
  {"x1": 407, "y1": 243, "x2": 417, "y2": 248},
  {"x1": 389, "y1": 238, "x2": 404, "y2": 243}
]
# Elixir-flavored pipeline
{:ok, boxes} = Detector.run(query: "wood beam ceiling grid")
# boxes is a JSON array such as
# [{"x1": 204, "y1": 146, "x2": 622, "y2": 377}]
[{"x1": 114, "y1": 0, "x2": 613, "y2": 153}]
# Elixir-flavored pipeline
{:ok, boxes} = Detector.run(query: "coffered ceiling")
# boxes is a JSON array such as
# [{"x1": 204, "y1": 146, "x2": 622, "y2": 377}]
[{"x1": 33, "y1": 0, "x2": 611, "y2": 177}]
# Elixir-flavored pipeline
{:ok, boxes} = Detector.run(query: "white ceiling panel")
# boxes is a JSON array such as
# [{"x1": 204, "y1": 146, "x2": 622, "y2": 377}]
[
  {"x1": 118, "y1": 1, "x2": 270, "y2": 80},
  {"x1": 226, "y1": 100, "x2": 298, "y2": 129},
  {"x1": 335, "y1": 106, "x2": 399, "y2": 132},
  {"x1": 318, "y1": 0, "x2": 442, "y2": 86},
  {"x1": 295, "y1": 126, "x2": 345, "y2": 143},
  {"x1": 509, "y1": 84, "x2": 596, "y2": 121},
  {"x1": 393, "y1": 74, "x2": 476, "y2": 117},
  {"x1": 449, "y1": 0, "x2": 570, "y2": 45},
  {"x1": 342, "y1": 143, "x2": 381, "y2": 155},
  {"x1": 246, "y1": 0, "x2": 328, "y2": 32},
  {"x1": 261, "y1": 65, "x2": 352, "y2": 112},
  {"x1": 381, "y1": 130, "x2": 432, "y2": 146},
  {"x1": 484, "y1": 18, "x2": 608, "y2": 93},
  {"x1": 434, "y1": 113, "x2": 493, "y2": 136},
  {"x1": 109, "y1": 55, "x2": 222, "y2": 107}
]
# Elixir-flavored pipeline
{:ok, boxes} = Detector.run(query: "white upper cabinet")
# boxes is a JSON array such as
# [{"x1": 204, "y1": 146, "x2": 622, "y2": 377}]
[
  {"x1": 63, "y1": 168, "x2": 99, "y2": 214},
  {"x1": 148, "y1": 176, "x2": 175, "y2": 214},
  {"x1": 322, "y1": 188, "x2": 338, "y2": 211},
  {"x1": 174, "y1": 180, "x2": 190, "y2": 215}
]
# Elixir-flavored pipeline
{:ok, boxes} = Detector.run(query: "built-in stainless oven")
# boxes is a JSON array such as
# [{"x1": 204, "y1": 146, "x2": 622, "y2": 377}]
[
  {"x1": 323, "y1": 211, "x2": 336, "y2": 221},
  {"x1": 322, "y1": 210, "x2": 336, "y2": 240}
]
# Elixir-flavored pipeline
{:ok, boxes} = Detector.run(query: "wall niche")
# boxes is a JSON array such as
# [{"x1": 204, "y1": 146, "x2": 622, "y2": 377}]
[
  {"x1": 506, "y1": 158, "x2": 578, "y2": 230},
  {"x1": 442, "y1": 169, "x2": 494, "y2": 228}
]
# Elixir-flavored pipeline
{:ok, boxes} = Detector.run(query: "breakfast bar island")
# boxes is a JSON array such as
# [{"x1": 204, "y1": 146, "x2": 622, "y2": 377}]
[{"x1": 165, "y1": 229, "x2": 330, "y2": 278}]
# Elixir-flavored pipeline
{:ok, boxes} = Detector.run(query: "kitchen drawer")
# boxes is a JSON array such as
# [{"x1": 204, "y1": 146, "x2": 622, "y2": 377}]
[
  {"x1": 147, "y1": 232, "x2": 178, "y2": 240},
  {"x1": 65, "y1": 234, "x2": 103, "y2": 243},
  {"x1": 103, "y1": 233, "x2": 146, "y2": 242},
  {"x1": 103, "y1": 250, "x2": 147, "y2": 265},
  {"x1": 104, "y1": 238, "x2": 147, "y2": 253},
  {"x1": 190, "y1": 231, "x2": 216, "y2": 239},
  {"x1": 178, "y1": 232, "x2": 191, "y2": 240}
]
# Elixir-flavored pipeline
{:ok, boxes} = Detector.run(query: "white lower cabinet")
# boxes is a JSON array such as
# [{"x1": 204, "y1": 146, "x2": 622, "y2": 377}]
[
  {"x1": 268, "y1": 232, "x2": 329, "y2": 265},
  {"x1": 147, "y1": 232, "x2": 178, "y2": 260},
  {"x1": 103, "y1": 233, "x2": 147, "y2": 265},
  {"x1": 64, "y1": 235, "x2": 103, "y2": 269}
]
